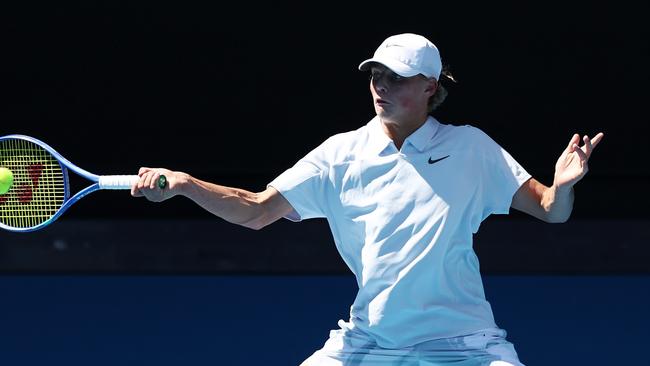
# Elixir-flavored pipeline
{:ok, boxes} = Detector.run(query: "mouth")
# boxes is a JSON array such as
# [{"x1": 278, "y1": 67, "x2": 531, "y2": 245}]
[{"x1": 375, "y1": 99, "x2": 389, "y2": 106}]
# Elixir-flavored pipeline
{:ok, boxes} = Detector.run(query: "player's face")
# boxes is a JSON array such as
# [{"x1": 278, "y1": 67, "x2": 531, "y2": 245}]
[{"x1": 369, "y1": 65, "x2": 436, "y2": 124}]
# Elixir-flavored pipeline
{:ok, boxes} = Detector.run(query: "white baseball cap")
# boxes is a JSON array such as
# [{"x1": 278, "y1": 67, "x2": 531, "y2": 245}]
[{"x1": 358, "y1": 33, "x2": 442, "y2": 80}]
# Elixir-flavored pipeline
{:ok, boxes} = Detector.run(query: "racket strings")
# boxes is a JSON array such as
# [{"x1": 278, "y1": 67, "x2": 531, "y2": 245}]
[{"x1": 0, "y1": 138, "x2": 65, "y2": 229}]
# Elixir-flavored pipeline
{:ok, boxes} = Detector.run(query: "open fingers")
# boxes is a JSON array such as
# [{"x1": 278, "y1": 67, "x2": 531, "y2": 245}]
[
  {"x1": 590, "y1": 132, "x2": 604, "y2": 150},
  {"x1": 582, "y1": 132, "x2": 604, "y2": 159},
  {"x1": 582, "y1": 135, "x2": 593, "y2": 157},
  {"x1": 573, "y1": 142, "x2": 588, "y2": 162}
]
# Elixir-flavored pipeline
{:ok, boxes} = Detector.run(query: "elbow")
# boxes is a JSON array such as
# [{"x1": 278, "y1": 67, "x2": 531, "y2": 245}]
[
  {"x1": 231, "y1": 210, "x2": 272, "y2": 231},
  {"x1": 540, "y1": 200, "x2": 573, "y2": 224},
  {"x1": 228, "y1": 189, "x2": 287, "y2": 230},
  {"x1": 543, "y1": 186, "x2": 574, "y2": 224},
  {"x1": 240, "y1": 218, "x2": 270, "y2": 231},
  {"x1": 227, "y1": 216, "x2": 269, "y2": 231},
  {"x1": 544, "y1": 212, "x2": 571, "y2": 224},
  {"x1": 546, "y1": 216, "x2": 569, "y2": 224},
  {"x1": 236, "y1": 195, "x2": 276, "y2": 231}
]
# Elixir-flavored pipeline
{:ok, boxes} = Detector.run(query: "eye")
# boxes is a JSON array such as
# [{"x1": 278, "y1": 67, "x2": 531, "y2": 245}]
[
  {"x1": 387, "y1": 73, "x2": 405, "y2": 83},
  {"x1": 369, "y1": 70, "x2": 406, "y2": 84}
]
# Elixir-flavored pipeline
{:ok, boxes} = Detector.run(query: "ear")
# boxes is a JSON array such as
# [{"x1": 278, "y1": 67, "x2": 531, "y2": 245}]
[{"x1": 424, "y1": 78, "x2": 438, "y2": 96}]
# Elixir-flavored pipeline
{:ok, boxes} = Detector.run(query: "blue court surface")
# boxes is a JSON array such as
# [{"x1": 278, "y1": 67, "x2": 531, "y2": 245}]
[{"x1": 0, "y1": 274, "x2": 648, "y2": 365}]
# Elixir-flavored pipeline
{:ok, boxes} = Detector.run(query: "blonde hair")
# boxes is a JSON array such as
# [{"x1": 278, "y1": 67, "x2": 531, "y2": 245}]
[
  {"x1": 428, "y1": 65, "x2": 456, "y2": 112},
  {"x1": 428, "y1": 83, "x2": 448, "y2": 112}
]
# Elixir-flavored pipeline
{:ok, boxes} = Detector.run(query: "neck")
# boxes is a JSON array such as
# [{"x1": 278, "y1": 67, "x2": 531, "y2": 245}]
[{"x1": 380, "y1": 116, "x2": 428, "y2": 150}]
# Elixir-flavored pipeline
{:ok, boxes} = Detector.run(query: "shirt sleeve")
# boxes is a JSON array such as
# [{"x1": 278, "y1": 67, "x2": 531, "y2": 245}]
[
  {"x1": 477, "y1": 129, "x2": 532, "y2": 218},
  {"x1": 267, "y1": 140, "x2": 332, "y2": 222}
]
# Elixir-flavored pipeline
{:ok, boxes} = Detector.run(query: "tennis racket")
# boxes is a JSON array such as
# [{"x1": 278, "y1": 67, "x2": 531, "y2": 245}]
[{"x1": 0, "y1": 134, "x2": 166, "y2": 232}]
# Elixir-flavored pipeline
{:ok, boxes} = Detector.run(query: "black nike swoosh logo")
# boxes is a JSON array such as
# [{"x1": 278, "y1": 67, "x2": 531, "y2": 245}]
[{"x1": 428, "y1": 155, "x2": 450, "y2": 165}]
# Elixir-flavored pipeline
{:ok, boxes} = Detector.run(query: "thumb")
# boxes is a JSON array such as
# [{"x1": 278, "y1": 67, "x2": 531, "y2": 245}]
[
  {"x1": 565, "y1": 134, "x2": 580, "y2": 152},
  {"x1": 131, "y1": 186, "x2": 144, "y2": 197}
]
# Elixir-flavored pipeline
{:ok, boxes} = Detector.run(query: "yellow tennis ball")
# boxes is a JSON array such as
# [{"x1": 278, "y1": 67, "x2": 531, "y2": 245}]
[{"x1": 0, "y1": 167, "x2": 14, "y2": 195}]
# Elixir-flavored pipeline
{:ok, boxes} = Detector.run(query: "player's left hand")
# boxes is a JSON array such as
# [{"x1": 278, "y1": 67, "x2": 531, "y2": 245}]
[{"x1": 553, "y1": 132, "x2": 604, "y2": 189}]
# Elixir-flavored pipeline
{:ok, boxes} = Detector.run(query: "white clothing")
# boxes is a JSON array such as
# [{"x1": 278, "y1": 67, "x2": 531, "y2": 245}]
[
  {"x1": 269, "y1": 116, "x2": 530, "y2": 362},
  {"x1": 300, "y1": 325, "x2": 523, "y2": 366}
]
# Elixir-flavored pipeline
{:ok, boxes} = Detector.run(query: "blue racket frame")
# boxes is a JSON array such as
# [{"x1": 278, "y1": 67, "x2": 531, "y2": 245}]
[{"x1": 0, "y1": 134, "x2": 103, "y2": 232}]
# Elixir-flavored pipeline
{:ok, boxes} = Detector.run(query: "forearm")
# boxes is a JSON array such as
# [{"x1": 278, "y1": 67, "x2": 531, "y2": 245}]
[
  {"x1": 540, "y1": 184, "x2": 575, "y2": 223},
  {"x1": 176, "y1": 173, "x2": 268, "y2": 228},
  {"x1": 512, "y1": 178, "x2": 575, "y2": 223}
]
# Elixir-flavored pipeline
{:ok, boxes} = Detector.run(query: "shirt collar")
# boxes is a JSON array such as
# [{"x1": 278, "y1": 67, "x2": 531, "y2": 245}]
[
  {"x1": 366, "y1": 116, "x2": 440, "y2": 155},
  {"x1": 366, "y1": 116, "x2": 394, "y2": 156},
  {"x1": 404, "y1": 116, "x2": 440, "y2": 152}
]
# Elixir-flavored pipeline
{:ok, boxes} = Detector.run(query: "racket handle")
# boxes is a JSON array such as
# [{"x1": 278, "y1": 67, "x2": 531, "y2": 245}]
[{"x1": 98, "y1": 175, "x2": 140, "y2": 190}]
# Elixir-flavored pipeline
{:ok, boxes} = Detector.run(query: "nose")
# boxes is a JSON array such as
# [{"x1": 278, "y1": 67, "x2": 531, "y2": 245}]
[{"x1": 371, "y1": 77, "x2": 389, "y2": 94}]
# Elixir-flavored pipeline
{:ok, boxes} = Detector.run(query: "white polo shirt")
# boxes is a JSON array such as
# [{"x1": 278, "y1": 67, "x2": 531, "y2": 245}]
[{"x1": 268, "y1": 116, "x2": 531, "y2": 348}]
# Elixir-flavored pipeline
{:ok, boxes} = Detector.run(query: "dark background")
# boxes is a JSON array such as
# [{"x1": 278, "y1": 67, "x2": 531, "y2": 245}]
[
  {"x1": 0, "y1": 1, "x2": 648, "y2": 273},
  {"x1": 0, "y1": 3, "x2": 649, "y2": 366}
]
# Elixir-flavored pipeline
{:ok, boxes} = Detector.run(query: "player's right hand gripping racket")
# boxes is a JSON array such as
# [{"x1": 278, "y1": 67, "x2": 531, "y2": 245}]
[{"x1": 0, "y1": 134, "x2": 166, "y2": 232}]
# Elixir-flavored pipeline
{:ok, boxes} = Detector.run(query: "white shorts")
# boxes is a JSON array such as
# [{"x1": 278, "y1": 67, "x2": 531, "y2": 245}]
[{"x1": 300, "y1": 322, "x2": 524, "y2": 366}]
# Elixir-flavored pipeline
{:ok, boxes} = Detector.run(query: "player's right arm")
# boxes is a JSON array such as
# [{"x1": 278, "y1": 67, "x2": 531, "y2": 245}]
[{"x1": 131, "y1": 167, "x2": 294, "y2": 230}]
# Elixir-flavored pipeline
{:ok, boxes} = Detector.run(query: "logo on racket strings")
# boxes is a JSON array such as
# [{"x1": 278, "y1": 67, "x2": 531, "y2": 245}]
[{"x1": 0, "y1": 163, "x2": 44, "y2": 205}]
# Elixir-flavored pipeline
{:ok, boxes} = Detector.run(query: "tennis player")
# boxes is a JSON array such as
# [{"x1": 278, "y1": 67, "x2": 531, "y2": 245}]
[{"x1": 132, "y1": 33, "x2": 604, "y2": 365}]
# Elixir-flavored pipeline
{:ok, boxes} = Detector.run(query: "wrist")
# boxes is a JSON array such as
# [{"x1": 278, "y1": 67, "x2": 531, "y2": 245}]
[
  {"x1": 173, "y1": 172, "x2": 191, "y2": 196},
  {"x1": 552, "y1": 183, "x2": 574, "y2": 196}
]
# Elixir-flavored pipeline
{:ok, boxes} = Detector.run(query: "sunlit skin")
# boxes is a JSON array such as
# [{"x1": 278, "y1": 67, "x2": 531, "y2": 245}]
[
  {"x1": 511, "y1": 131, "x2": 604, "y2": 223},
  {"x1": 369, "y1": 64, "x2": 438, "y2": 150}
]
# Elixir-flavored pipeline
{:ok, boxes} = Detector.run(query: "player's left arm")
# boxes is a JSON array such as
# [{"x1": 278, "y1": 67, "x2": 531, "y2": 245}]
[{"x1": 511, "y1": 132, "x2": 604, "y2": 223}]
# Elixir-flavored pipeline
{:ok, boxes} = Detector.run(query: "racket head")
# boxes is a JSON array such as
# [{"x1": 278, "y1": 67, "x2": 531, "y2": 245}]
[{"x1": 0, "y1": 135, "x2": 71, "y2": 232}]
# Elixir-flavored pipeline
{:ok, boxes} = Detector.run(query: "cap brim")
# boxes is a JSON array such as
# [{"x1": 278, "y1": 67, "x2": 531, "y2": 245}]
[{"x1": 358, "y1": 57, "x2": 420, "y2": 77}]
